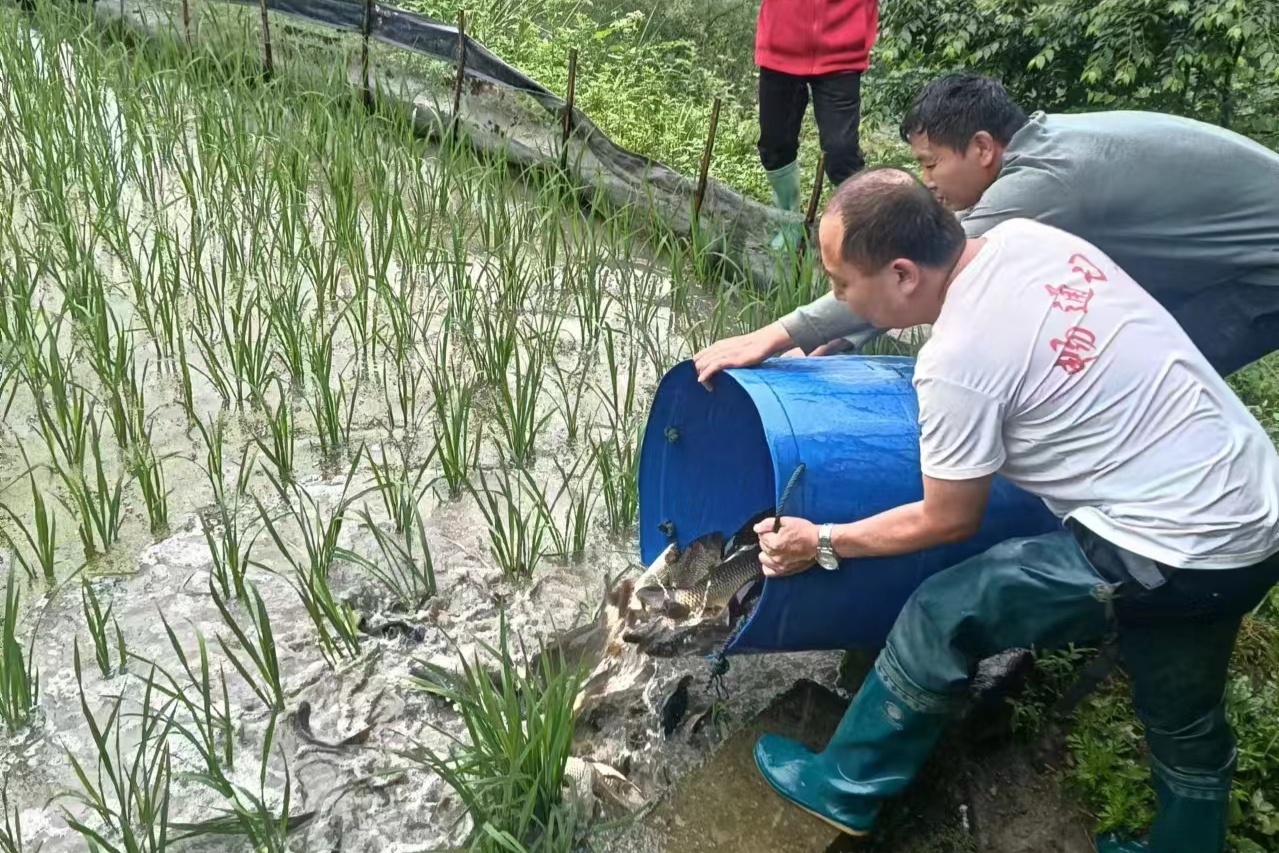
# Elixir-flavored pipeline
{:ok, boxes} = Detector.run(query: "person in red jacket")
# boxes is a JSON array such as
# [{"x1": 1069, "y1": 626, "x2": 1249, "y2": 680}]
[{"x1": 755, "y1": 0, "x2": 879, "y2": 251}]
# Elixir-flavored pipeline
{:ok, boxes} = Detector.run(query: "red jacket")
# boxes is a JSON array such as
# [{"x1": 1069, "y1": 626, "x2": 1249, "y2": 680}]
[{"x1": 755, "y1": 0, "x2": 879, "y2": 76}]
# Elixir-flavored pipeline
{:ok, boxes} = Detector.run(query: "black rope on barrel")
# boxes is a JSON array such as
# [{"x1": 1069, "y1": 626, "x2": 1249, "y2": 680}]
[{"x1": 704, "y1": 461, "x2": 807, "y2": 696}]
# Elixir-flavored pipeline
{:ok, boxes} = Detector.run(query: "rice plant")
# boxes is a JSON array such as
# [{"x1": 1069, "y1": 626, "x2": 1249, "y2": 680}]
[
  {"x1": 597, "y1": 324, "x2": 640, "y2": 434},
  {"x1": 208, "y1": 579, "x2": 285, "y2": 713},
  {"x1": 81, "y1": 579, "x2": 127, "y2": 679},
  {"x1": 343, "y1": 499, "x2": 437, "y2": 613},
  {"x1": 429, "y1": 365, "x2": 482, "y2": 500},
  {"x1": 493, "y1": 340, "x2": 552, "y2": 468},
  {"x1": 1, "y1": 781, "x2": 22, "y2": 853},
  {"x1": 594, "y1": 426, "x2": 640, "y2": 534},
  {"x1": 191, "y1": 413, "x2": 263, "y2": 598},
  {"x1": 55, "y1": 412, "x2": 126, "y2": 561},
  {"x1": 128, "y1": 429, "x2": 174, "y2": 539},
  {"x1": 252, "y1": 459, "x2": 366, "y2": 666},
  {"x1": 58, "y1": 646, "x2": 174, "y2": 853},
  {"x1": 2, "y1": 450, "x2": 59, "y2": 585},
  {"x1": 380, "y1": 356, "x2": 428, "y2": 439},
  {"x1": 303, "y1": 316, "x2": 360, "y2": 462},
  {"x1": 0, "y1": 570, "x2": 39, "y2": 733},
  {"x1": 405, "y1": 613, "x2": 584, "y2": 852},
  {"x1": 531, "y1": 452, "x2": 601, "y2": 564},
  {"x1": 148, "y1": 615, "x2": 238, "y2": 775},
  {"x1": 469, "y1": 303, "x2": 519, "y2": 392},
  {"x1": 253, "y1": 380, "x2": 296, "y2": 487},
  {"x1": 469, "y1": 462, "x2": 549, "y2": 582}
]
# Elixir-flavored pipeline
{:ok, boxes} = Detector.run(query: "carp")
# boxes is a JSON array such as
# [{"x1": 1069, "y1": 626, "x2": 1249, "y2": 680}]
[{"x1": 622, "y1": 509, "x2": 774, "y2": 657}]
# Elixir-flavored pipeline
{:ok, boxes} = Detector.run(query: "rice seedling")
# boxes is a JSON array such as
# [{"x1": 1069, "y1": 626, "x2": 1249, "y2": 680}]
[
  {"x1": 2, "y1": 448, "x2": 59, "y2": 585},
  {"x1": 0, "y1": 781, "x2": 22, "y2": 853},
  {"x1": 59, "y1": 645, "x2": 174, "y2": 853},
  {"x1": 0, "y1": 570, "x2": 39, "y2": 733},
  {"x1": 469, "y1": 304, "x2": 519, "y2": 392},
  {"x1": 192, "y1": 283, "x2": 276, "y2": 410},
  {"x1": 208, "y1": 579, "x2": 285, "y2": 713},
  {"x1": 201, "y1": 451, "x2": 259, "y2": 601},
  {"x1": 128, "y1": 427, "x2": 174, "y2": 539},
  {"x1": 531, "y1": 452, "x2": 601, "y2": 564},
  {"x1": 597, "y1": 324, "x2": 640, "y2": 434},
  {"x1": 252, "y1": 459, "x2": 366, "y2": 666},
  {"x1": 380, "y1": 357, "x2": 428, "y2": 439},
  {"x1": 493, "y1": 339, "x2": 552, "y2": 468},
  {"x1": 55, "y1": 412, "x2": 126, "y2": 561},
  {"x1": 365, "y1": 441, "x2": 432, "y2": 537},
  {"x1": 81, "y1": 579, "x2": 127, "y2": 679},
  {"x1": 429, "y1": 363, "x2": 483, "y2": 500},
  {"x1": 264, "y1": 272, "x2": 311, "y2": 388},
  {"x1": 343, "y1": 503, "x2": 437, "y2": 612},
  {"x1": 165, "y1": 708, "x2": 299, "y2": 853},
  {"x1": 593, "y1": 426, "x2": 640, "y2": 535},
  {"x1": 548, "y1": 352, "x2": 589, "y2": 448},
  {"x1": 304, "y1": 316, "x2": 360, "y2": 463},
  {"x1": 253, "y1": 379, "x2": 296, "y2": 487},
  {"x1": 405, "y1": 612, "x2": 584, "y2": 852},
  {"x1": 149, "y1": 614, "x2": 238, "y2": 774},
  {"x1": 469, "y1": 462, "x2": 549, "y2": 582}
]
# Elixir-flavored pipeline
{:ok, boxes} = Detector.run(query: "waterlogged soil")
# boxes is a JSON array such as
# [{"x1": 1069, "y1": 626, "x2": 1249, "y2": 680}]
[{"x1": 0, "y1": 12, "x2": 840, "y2": 852}]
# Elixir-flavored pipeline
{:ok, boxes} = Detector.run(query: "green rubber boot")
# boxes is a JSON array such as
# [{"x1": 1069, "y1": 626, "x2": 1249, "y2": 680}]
[
  {"x1": 765, "y1": 160, "x2": 805, "y2": 252},
  {"x1": 753, "y1": 667, "x2": 949, "y2": 836}
]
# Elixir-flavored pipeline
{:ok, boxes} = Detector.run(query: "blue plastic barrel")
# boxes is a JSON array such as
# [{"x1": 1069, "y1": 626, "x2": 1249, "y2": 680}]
[{"x1": 637, "y1": 355, "x2": 1063, "y2": 655}]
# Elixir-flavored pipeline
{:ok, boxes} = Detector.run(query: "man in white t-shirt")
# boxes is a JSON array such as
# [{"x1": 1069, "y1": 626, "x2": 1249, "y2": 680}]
[{"x1": 724, "y1": 168, "x2": 1279, "y2": 853}]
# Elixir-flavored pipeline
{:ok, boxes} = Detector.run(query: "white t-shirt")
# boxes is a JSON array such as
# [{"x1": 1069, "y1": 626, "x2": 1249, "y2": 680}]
[{"x1": 915, "y1": 218, "x2": 1279, "y2": 570}]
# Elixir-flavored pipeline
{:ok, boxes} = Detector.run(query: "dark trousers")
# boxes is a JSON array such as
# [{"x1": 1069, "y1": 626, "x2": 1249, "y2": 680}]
[{"x1": 757, "y1": 67, "x2": 866, "y2": 188}]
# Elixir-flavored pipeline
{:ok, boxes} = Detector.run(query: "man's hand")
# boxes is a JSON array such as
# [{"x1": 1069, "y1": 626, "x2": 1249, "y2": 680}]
[
  {"x1": 692, "y1": 322, "x2": 796, "y2": 389},
  {"x1": 754, "y1": 516, "x2": 819, "y2": 577}
]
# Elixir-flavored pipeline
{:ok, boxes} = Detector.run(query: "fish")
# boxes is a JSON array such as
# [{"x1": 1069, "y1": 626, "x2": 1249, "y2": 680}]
[
  {"x1": 631, "y1": 508, "x2": 772, "y2": 621},
  {"x1": 621, "y1": 508, "x2": 775, "y2": 657}
]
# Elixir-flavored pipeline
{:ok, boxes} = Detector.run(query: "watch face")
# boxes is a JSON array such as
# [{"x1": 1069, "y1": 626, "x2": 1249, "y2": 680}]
[{"x1": 818, "y1": 552, "x2": 839, "y2": 570}]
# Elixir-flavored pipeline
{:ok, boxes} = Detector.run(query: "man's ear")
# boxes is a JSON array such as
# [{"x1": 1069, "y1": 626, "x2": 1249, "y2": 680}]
[
  {"x1": 892, "y1": 258, "x2": 922, "y2": 297},
  {"x1": 969, "y1": 130, "x2": 1002, "y2": 168}
]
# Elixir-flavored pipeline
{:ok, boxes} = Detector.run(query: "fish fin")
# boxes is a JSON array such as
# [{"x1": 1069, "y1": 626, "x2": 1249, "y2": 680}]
[{"x1": 725, "y1": 507, "x2": 775, "y2": 554}]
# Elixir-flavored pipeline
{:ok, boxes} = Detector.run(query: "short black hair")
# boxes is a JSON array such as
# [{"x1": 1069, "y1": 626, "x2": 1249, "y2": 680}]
[
  {"x1": 899, "y1": 73, "x2": 1028, "y2": 151},
  {"x1": 825, "y1": 167, "x2": 966, "y2": 273}
]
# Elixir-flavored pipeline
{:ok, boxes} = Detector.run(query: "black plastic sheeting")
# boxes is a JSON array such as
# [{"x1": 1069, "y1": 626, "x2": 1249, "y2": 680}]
[{"x1": 206, "y1": 0, "x2": 793, "y2": 285}]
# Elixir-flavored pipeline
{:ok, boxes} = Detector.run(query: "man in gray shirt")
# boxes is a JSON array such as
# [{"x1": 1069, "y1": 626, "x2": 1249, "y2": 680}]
[{"x1": 693, "y1": 73, "x2": 1279, "y2": 384}]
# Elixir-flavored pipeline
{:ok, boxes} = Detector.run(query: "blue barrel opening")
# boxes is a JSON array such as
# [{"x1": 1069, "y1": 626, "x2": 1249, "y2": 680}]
[{"x1": 637, "y1": 355, "x2": 1063, "y2": 656}]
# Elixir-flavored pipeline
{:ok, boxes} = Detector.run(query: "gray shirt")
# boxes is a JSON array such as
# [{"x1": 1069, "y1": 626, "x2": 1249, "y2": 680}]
[{"x1": 779, "y1": 110, "x2": 1279, "y2": 373}]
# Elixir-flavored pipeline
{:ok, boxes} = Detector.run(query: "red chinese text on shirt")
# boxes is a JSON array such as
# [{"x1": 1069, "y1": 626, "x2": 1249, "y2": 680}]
[
  {"x1": 1045, "y1": 283, "x2": 1094, "y2": 313},
  {"x1": 1068, "y1": 254, "x2": 1107, "y2": 284},
  {"x1": 1051, "y1": 326, "x2": 1098, "y2": 375}
]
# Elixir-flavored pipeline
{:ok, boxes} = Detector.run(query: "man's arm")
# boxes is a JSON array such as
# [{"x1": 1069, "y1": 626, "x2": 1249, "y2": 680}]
[
  {"x1": 754, "y1": 476, "x2": 992, "y2": 576},
  {"x1": 777, "y1": 293, "x2": 885, "y2": 354},
  {"x1": 755, "y1": 374, "x2": 1009, "y2": 576},
  {"x1": 829, "y1": 475, "x2": 992, "y2": 558}
]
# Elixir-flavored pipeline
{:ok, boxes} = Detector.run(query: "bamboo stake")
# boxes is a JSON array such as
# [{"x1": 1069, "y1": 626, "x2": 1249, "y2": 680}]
[
  {"x1": 450, "y1": 10, "x2": 467, "y2": 129},
  {"x1": 558, "y1": 48, "x2": 578, "y2": 170},
  {"x1": 805, "y1": 153, "x2": 826, "y2": 228},
  {"x1": 360, "y1": 0, "x2": 374, "y2": 108},
  {"x1": 182, "y1": 0, "x2": 190, "y2": 43},
  {"x1": 259, "y1": 0, "x2": 273, "y2": 79},
  {"x1": 692, "y1": 97, "x2": 722, "y2": 221}
]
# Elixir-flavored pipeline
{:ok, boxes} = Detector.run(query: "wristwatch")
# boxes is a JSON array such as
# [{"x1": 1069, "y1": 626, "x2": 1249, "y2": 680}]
[{"x1": 816, "y1": 523, "x2": 839, "y2": 571}]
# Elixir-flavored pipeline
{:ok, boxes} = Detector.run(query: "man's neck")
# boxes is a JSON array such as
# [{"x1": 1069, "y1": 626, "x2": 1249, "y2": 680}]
[{"x1": 938, "y1": 238, "x2": 986, "y2": 303}]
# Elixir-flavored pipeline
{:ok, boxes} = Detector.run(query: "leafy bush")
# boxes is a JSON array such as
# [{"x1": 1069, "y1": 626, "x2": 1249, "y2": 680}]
[{"x1": 865, "y1": 0, "x2": 1279, "y2": 146}]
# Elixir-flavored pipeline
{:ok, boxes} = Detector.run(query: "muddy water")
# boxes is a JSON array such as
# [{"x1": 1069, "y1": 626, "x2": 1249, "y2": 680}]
[{"x1": 0, "y1": 15, "x2": 840, "y2": 852}]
